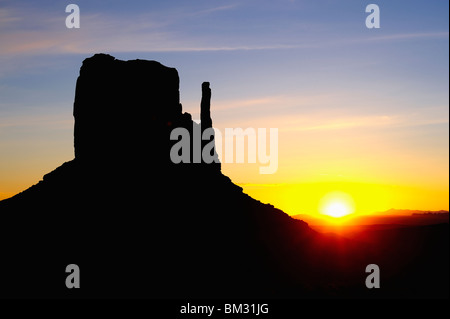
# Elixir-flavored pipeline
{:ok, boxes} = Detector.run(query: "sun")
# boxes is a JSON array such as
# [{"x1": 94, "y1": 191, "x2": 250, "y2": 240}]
[
  {"x1": 319, "y1": 191, "x2": 355, "y2": 218},
  {"x1": 323, "y1": 202, "x2": 350, "y2": 218}
]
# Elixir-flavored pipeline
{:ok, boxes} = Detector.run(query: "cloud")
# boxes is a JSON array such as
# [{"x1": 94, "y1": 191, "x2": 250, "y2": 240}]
[
  {"x1": 0, "y1": 8, "x2": 177, "y2": 55},
  {"x1": 0, "y1": 29, "x2": 316, "y2": 56},
  {"x1": 212, "y1": 96, "x2": 287, "y2": 111},
  {"x1": 209, "y1": 92, "x2": 448, "y2": 132},
  {"x1": 366, "y1": 31, "x2": 449, "y2": 42},
  {"x1": 0, "y1": 103, "x2": 73, "y2": 130},
  {"x1": 193, "y1": 4, "x2": 239, "y2": 16},
  {"x1": 2, "y1": 1, "x2": 447, "y2": 58},
  {"x1": 279, "y1": 108, "x2": 449, "y2": 132},
  {"x1": 0, "y1": 113, "x2": 72, "y2": 129},
  {"x1": 0, "y1": 7, "x2": 22, "y2": 27}
]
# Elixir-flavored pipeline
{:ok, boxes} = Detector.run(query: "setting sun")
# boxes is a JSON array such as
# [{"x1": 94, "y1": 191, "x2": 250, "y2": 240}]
[
  {"x1": 323, "y1": 202, "x2": 350, "y2": 218},
  {"x1": 319, "y1": 191, "x2": 355, "y2": 218}
]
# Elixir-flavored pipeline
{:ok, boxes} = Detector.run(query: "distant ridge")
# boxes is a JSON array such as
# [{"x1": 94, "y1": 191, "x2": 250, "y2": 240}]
[
  {"x1": 293, "y1": 210, "x2": 449, "y2": 226},
  {"x1": 383, "y1": 208, "x2": 449, "y2": 215}
]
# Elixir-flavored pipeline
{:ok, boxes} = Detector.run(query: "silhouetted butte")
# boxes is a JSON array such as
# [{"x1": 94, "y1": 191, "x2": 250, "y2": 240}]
[{"x1": 0, "y1": 54, "x2": 447, "y2": 299}]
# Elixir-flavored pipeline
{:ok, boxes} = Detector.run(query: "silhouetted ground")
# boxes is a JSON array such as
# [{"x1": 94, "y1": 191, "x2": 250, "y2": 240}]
[{"x1": 0, "y1": 54, "x2": 448, "y2": 299}]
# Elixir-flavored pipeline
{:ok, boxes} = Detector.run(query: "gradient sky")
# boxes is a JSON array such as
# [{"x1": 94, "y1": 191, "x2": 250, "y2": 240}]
[{"x1": 0, "y1": 0, "x2": 448, "y2": 215}]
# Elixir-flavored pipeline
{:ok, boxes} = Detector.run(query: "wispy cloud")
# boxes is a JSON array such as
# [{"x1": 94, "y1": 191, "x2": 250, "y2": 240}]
[
  {"x1": 1, "y1": 0, "x2": 447, "y2": 58},
  {"x1": 210, "y1": 93, "x2": 339, "y2": 113},
  {"x1": 279, "y1": 108, "x2": 448, "y2": 132},
  {"x1": 0, "y1": 29, "x2": 316, "y2": 56},
  {"x1": 193, "y1": 4, "x2": 238, "y2": 16},
  {"x1": 0, "y1": 9, "x2": 176, "y2": 55},
  {"x1": 209, "y1": 92, "x2": 448, "y2": 132},
  {"x1": 367, "y1": 31, "x2": 449, "y2": 42},
  {"x1": 0, "y1": 7, "x2": 22, "y2": 26},
  {"x1": 0, "y1": 112, "x2": 72, "y2": 129}
]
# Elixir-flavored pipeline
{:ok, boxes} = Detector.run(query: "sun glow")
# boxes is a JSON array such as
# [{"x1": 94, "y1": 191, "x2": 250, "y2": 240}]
[{"x1": 319, "y1": 191, "x2": 355, "y2": 218}]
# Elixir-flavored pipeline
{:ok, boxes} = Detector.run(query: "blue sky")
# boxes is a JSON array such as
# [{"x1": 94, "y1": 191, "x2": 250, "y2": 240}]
[{"x1": 0, "y1": 0, "x2": 448, "y2": 211}]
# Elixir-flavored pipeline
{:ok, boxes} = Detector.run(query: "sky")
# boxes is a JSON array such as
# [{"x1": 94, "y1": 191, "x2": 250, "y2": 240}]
[{"x1": 0, "y1": 0, "x2": 448, "y2": 216}]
